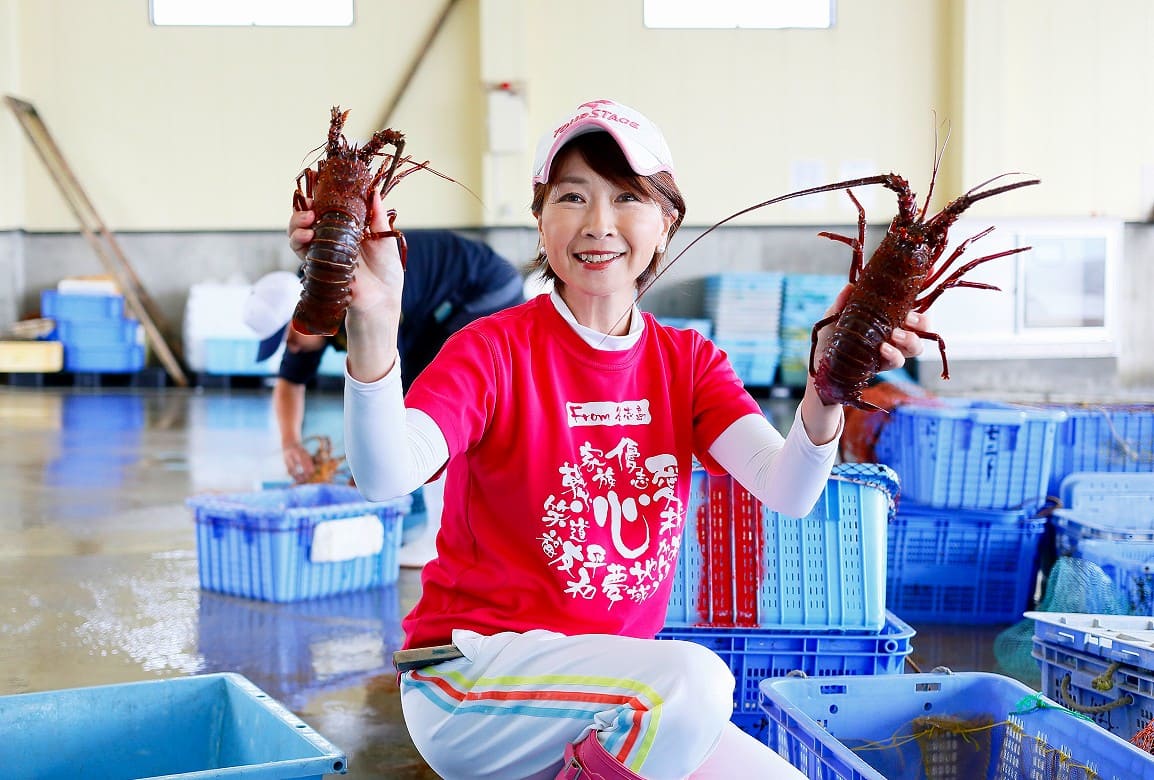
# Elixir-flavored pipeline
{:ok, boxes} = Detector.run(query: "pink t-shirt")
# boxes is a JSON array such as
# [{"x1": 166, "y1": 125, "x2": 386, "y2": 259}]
[{"x1": 401, "y1": 296, "x2": 761, "y2": 649}]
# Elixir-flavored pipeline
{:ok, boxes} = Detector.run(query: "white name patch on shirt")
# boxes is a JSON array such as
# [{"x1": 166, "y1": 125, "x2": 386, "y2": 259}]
[{"x1": 566, "y1": 400, "x2": 652, "y2": 427}]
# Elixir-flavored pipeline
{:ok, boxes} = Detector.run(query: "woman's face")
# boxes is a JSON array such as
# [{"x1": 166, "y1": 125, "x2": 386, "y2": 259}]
[{"x1": 537, "y1": 149, "x2": 675, "y2": 315}]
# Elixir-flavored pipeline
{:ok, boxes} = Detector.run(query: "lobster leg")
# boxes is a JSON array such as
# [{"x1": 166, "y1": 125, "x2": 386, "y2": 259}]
[
  {"x1": 920, "y1": 226, "x2": 996, "y2": 290},
  {"x1": 363, "y1": 208, "x2": 409, "y2": 270},
  {"x1": 904, "y1": 326, "x2": 951, "y2": 380},
  {"x1": 818, "y1": 190, "x2": 868, "y2": 284},
  {"x1": 914, "y1": 245, "x2": 1030, "y2": 310},
  {"x1": 293, "y1": 168, "x2": 320, "y2": 211}
]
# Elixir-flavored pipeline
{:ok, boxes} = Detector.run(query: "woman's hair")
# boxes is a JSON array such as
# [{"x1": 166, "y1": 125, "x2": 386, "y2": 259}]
[{"x1": 527, "y1": 132, "x2": 686, "y2": 293}]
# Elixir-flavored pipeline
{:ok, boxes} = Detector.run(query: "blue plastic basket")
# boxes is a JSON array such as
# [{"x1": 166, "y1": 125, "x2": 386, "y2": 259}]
[
  {"x1": 885, "y1": 503, "x2": 1045, "y2": 624},
  {"x1": 874, "y1": 399, "x2": 1067, "y2": 512},
  {"x1": 40, "y1": 289, "x2": 126, "y2": 321},
  {"x1": 656, "y1": 611, "x2": 913, "y2": 741},
  {"x1": 188, "y1": 484, "x2": 408, "y2": 602},
  {"x1": 714, "y1": 338, "x2": 781, "y2": 386},
  {"x1": 760, "y1": 671, "x2": 1154, "y2": 780},
  {"x1": 0, "y1": 672, "x2": 347, "y2": 779},
  {"x1": 63, "y1": 342, "x2": 146, "y2": 373},
  {"x1": 666, "y1": 464, "x2": 894, "y2": 631},
  {"x1": 52, "y1": 317, "x2": 142, "y2": 348},
  {"x1": 1046, "y1": 403, "x2": 1154, "y2": 495}
]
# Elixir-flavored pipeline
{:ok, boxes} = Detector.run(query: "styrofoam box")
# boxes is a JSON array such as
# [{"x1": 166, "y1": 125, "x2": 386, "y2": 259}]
[
  {"x1": 188, "y1": 484, "x2": 409, "y2": 602},
  {"x1": 0, "y1": 673, "x2": 347, "y2": 779},
  {"x1": 760, "y1": 671, "x2": 1154, "y2": 780},
  {"x1": 666, "y1": 463, "x2": 894, "y2": 631}
]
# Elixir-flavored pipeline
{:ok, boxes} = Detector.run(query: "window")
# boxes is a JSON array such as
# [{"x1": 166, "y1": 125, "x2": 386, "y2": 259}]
[
  {"x1": 643, "y1": 0, "x2": 834, "y2": 30},
  {"x1": 150, "y1": 0, "x2": 354, "y2": 27},
  {"x1": 917, "y1": 218, "x2": 1122, "y2": 360}
]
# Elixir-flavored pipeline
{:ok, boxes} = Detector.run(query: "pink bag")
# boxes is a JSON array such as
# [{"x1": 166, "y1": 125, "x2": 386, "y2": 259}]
[{"x1": 555, "y1": 732, "x2": 648, "y2": 779}]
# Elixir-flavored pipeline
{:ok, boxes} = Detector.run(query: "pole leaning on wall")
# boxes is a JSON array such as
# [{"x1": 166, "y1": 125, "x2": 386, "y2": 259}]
[{"x1": 4, "y1": 95, "x2": 190, "y2": 387}]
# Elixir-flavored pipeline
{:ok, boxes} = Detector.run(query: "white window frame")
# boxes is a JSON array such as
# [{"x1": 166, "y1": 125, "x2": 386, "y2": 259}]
[
  {"x1": 915, "y1": 217, "x2": 1122, "y2": 361},
  {"x1": 643, "y1": 0, "x2": 835, "y2": 30},
  {"x1": 150, "y1": 0, "x2": 355, "y2": 27}
]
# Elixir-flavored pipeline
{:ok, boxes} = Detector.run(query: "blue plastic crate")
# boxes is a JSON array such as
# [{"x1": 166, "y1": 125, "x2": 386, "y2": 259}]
[
  {"x1": 52, "y1": 316, "x2": 142, "y2": 348},
  {"x1": 657, "y1": 611, "x2": 913, "y2": 733},
  {"x1": 187, "y1": 484, "x2": 408, "y2": 602},
  {"x1": 714, "y1": 338, "x2": 781, "y2": 386},
  {"x1": 885, "y1": 503, "x2": 1044, "y2": 624},
  {"x1": 0, "y1": 672, "x2": 347, "y2": 779},
  {"x1": 874, "y1": 399, "x2": 1067, "y2": 512},
  {"x1": 40, "y1": 288, "x2": 125, "y2": 321},
  {"x1": 760, "y1": 671, "x2": 1154, "y2": 780},
  {"x1": 1051, "y1": 472, "x2": 1154, "y2": 555},
  {"x1": 63, "y1": 342, "x2": 145, "y2": 373},
  {"x1": 1030, "y1": 613, "x2": 1154, "y2": 743},
  {"x1": 1046, "y1": 404, "x2": 1154, "y2": 495},
  {"x1": 666, "y1": 464, "x2": 894, "y2": 631}
]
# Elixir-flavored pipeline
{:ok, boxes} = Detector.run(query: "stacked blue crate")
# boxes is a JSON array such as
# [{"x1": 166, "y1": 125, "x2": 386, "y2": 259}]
[
  {"x1": 873, "y1": 399, "x2": 1067, "y2": 624},
  {"x1": 704, "y1": 273, "x2": 783, "y2": 387},
  {"x1": 41, "y1": 289, "x2": 145, "y2": 373},
  {"x1": 778, "y1": 273, "x2": 843, "y2": 388}
]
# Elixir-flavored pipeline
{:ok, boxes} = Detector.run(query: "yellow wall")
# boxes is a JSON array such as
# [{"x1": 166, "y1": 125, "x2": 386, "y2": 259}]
[{"x1": 4, "y1": 0, "x2": 1154, "y2": 231}]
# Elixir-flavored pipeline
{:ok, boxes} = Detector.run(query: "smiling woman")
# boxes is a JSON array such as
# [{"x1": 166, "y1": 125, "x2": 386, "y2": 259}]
[{"x1": 309, "y1": 97, "x2": 925, "y2": 779}]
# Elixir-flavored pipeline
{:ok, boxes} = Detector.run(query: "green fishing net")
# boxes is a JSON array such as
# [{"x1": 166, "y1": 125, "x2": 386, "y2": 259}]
[{"x1": 994, "y1": 556, "x2": 1129, "y2": 687}]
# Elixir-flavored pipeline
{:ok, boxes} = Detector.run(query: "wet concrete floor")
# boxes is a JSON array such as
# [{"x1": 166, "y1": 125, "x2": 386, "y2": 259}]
[{"x1": 0, "y1": 385, "x2": 1006, "y2": 778}]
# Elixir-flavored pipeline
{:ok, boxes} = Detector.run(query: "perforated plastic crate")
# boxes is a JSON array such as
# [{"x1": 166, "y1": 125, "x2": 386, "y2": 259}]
[
  {"x1": 40, "y1": 288, "x2": 125, "y2": 321},
  {"x1": 714, "y1": 338, "x2": 781, "y2": 386},
  {"x1": 1051, "y1": 472, "x2": 1154, "y2": 555},
  {"x1": 666, "y1": 463, "x2": 894, "y2": 631},
  {"x1": 0, "y1": 673, "x2": 347, "y2": 779},
  {"x1": 873, "y1": 399, "x2": 1067, "y2": 512},
  {"x1": 885, "y1": 503, "x2": 1045, "y2": 624},
  {"x1": 188, "y1": 484, "x2": 408, "y2": 602},
  {"x1": 1031, "y1": 612, "x2": 1154, "y2": 743},
  {"x1": 52, "y1": 317, "x2": 142, "y2": 348},
  {"x1": 759, "y1": 671, "x2": 1154, "y2": 780},
  {"x1": 63, "y1": 342, "x2": 145, "y2": 373},
  {"x1": 1046, "y1": 403, "x2": 1154, "y2": 495},
  {"x1": 656, "y1": 611, "x2": 913, "y2": 741}
]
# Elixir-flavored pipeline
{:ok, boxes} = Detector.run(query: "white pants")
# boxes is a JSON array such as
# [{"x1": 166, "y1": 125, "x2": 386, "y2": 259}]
[{"x1": 400, "y1": 629, "x2": 805, "y2": 780}]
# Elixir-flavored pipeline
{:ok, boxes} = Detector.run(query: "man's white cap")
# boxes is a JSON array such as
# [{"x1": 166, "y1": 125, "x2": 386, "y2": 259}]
[
  {"x1": 531, "y1": 99, "x2": 675, "y2": 185},
  {"x1": 243, "y1": 271, "x2": 301, "y2": 362}
]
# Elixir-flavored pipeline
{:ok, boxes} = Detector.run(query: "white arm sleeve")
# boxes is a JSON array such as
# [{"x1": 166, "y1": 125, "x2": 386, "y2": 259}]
[
  {"x1": 707, "y1": 404, "x2": 840, "y2": 518},
  {"x1": 343, "y1": 362, "x2": 450, "y2": 502}
]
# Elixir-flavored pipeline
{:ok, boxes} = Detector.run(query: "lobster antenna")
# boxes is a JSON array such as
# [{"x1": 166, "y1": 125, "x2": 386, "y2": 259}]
[{"x1": 919, "y1": 115, "x2": 951, "y2": 222}]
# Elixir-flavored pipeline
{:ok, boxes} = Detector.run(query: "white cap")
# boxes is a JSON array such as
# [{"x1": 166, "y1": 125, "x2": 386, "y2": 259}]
[
  {"x1": 532, "y1": 99, "x2": 675, "y2": 185},
  {"x1": 243, "y1": 271, "x2": 301, "y2": 361}
]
